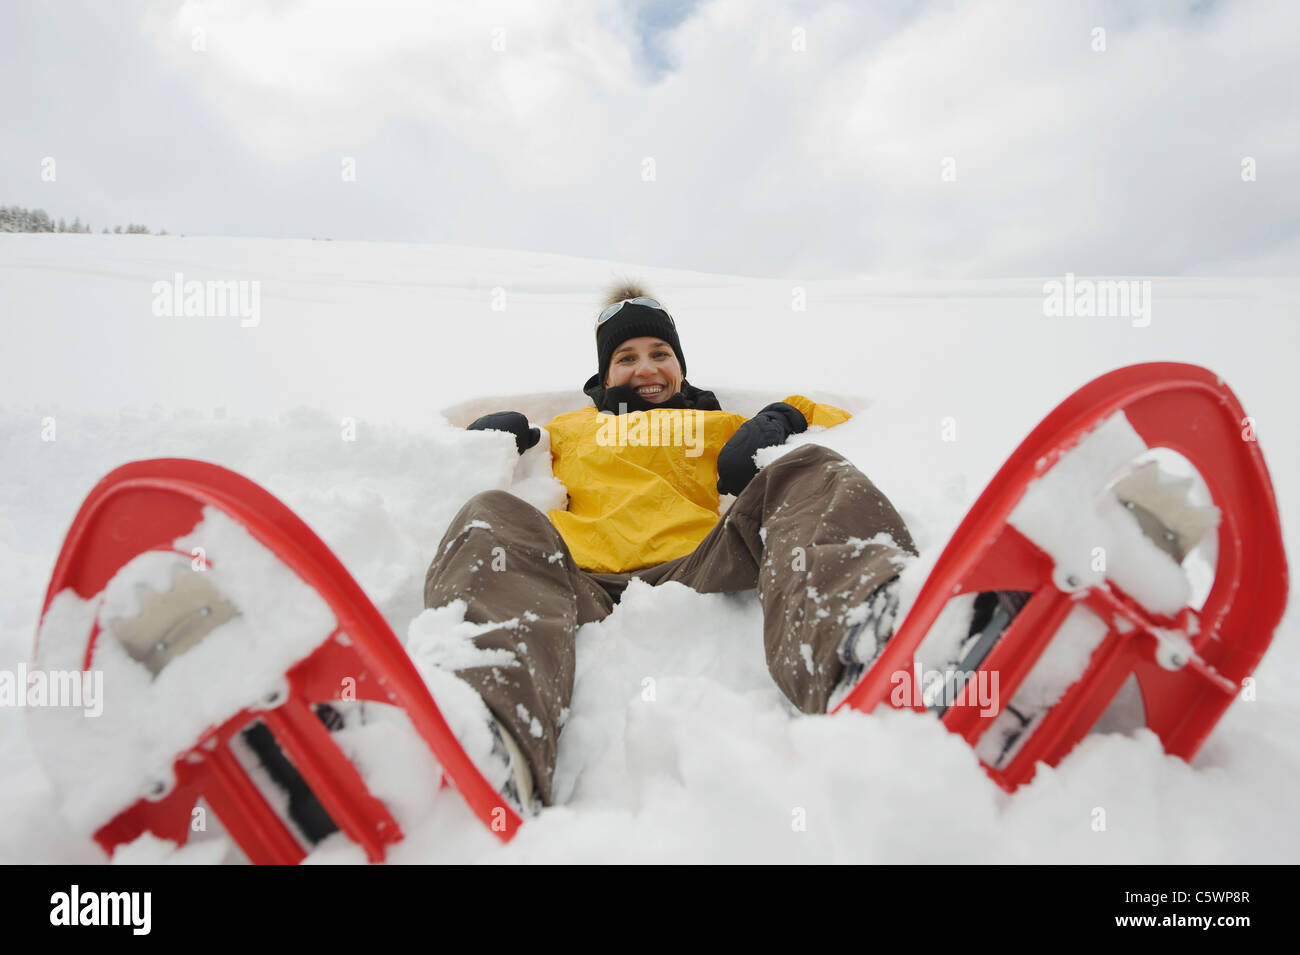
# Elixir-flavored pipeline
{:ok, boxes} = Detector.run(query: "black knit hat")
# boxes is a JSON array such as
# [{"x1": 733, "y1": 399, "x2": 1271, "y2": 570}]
[{"x1": 596, "y1": 298, "x2": 687, "y2": 384}]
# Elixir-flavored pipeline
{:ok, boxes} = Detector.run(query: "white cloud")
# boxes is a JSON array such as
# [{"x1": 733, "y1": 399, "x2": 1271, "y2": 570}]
[
  {"x1": 89, "y1": 0, "x2": 1300, "y2": 276},
  {"x1": 143, "y1": 0, "x2": 640, "y2": 164}
]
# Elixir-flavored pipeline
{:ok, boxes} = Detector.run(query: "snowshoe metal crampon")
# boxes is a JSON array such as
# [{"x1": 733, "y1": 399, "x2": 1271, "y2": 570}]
[
  {"x1": 836, "y1": 362, "x2": 1288, "y2": 791},
  {"x1": 33, "y1": 458, "x2": 523, "y2": 863}
]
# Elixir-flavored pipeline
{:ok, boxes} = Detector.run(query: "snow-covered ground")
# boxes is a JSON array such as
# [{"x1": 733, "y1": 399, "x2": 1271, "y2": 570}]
[{"x1": 1, "y1": 234, "x2": 1296, "y2": 863}]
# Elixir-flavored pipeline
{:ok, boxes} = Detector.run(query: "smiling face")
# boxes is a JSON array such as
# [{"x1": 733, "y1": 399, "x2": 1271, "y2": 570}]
[{"x1": 604, "y1": 336, "x2": 683, "y2": 402}]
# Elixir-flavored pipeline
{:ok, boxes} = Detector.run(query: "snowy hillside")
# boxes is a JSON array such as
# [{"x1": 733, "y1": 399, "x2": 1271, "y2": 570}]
[{"x1": 1, "y1": 234, "x2": 1296, "y2": 863}]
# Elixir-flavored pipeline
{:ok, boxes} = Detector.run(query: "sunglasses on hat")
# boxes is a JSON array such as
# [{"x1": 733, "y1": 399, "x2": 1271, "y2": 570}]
[{"x1": 594, "y1": 297, "x2": 675, "y2": 337}]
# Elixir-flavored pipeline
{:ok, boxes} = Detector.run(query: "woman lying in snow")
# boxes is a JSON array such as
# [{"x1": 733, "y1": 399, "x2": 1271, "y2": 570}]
[
  {"x1": 39, "y1": 284, "x2": 1222, "y2": 852},
  {"x1": 423, "y1": 283, "x2": 919, "y2": 814}
]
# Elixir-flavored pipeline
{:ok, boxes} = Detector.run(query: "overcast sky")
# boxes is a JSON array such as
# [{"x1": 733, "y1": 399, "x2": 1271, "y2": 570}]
[{"x1": 2, "y1": 0, "x2": 1297, "y2": 278}]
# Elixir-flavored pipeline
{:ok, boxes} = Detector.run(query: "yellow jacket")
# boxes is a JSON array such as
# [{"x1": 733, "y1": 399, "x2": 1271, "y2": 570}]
[{"x1": 543, "y1": 395, "x2": 851, "y2": 573}]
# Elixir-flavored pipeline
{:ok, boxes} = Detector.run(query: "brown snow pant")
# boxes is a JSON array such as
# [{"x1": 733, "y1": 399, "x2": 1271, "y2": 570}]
[{"x1": 422, "y1": 443, "x2": 916, "y2": 804}]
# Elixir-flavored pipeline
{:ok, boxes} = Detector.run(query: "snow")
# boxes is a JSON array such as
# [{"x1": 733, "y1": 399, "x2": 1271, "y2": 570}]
[
  {"x1": 445, "y1": 521, "x2": 495, "y2": 554},
  {"x1": 1009, "y1": 411, "x2": 1192, "y2": 614},
  {"x1": 406, "y1": 600, "x2": 522, "y2": 672},
  {"x1": 2, "y1": 234, "x2": 1298, "y2": 863}
]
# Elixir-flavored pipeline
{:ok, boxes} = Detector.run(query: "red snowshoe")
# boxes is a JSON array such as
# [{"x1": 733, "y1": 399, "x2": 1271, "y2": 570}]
[
  {"x1": 30, "y1": 458, "x2": 524, "y2": 864},
  {"x1": 30, "y1": 362, "x2": 1287, "y2": 862},
  {"x1": 836, "y1": 362, "x2": 1288, "y2": 792}
]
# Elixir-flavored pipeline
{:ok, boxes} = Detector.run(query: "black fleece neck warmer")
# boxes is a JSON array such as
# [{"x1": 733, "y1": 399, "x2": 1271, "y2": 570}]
[{"x1": 582, "y1": 374, "x2": 722, "y2": 414}]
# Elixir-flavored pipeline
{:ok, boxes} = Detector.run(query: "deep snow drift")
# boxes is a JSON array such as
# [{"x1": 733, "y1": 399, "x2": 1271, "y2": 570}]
[{"x1": 1, "y1": 234, "x2": 1296, "y2": 863}]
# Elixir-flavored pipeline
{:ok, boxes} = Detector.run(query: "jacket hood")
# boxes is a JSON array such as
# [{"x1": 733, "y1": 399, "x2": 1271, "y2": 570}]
[{"x1": 582, "y1": 374, "x2": 722, "y2": 414}]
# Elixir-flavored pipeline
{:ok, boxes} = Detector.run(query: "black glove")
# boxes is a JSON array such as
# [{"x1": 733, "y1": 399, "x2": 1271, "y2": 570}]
[
  {"x1": 467, "y1": 411, "x2": 541, "y2": 455},
  {"x1": 716, "y1": 402, "x2": 808, "y2": 496}
]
